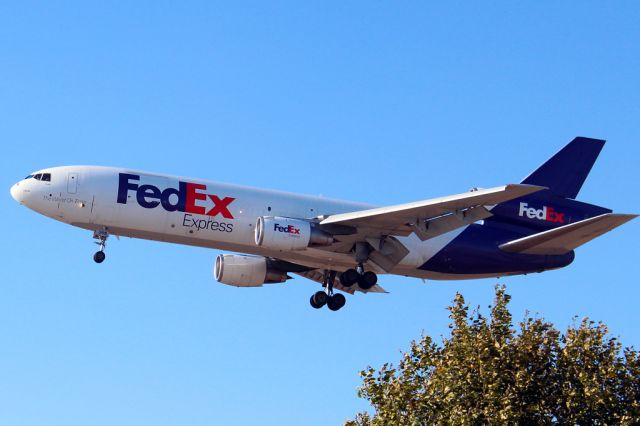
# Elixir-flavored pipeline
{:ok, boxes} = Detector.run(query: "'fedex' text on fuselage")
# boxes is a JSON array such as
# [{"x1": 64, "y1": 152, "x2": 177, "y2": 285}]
[{"x1": 117, "y1": 173, "x2": 235, "y2": 219}]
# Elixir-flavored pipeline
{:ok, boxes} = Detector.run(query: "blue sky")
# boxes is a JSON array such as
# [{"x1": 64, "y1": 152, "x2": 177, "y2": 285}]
[{"x1": 1, "y1": 2, "x2": 639, "y2": 424}]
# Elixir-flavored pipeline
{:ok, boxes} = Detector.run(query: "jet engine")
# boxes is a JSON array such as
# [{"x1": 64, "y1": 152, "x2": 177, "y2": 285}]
[
  {"x1": 254, "y1": 216, "x2": 334, "y2": 251},
  {"x1": 214, "y1": 254, "x2": 288, "y2": 287}
]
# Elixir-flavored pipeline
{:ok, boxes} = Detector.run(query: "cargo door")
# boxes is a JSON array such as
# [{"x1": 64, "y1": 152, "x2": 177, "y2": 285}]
[{"x1": 67, "y1": 172, "x2": 78, "y2": 194}]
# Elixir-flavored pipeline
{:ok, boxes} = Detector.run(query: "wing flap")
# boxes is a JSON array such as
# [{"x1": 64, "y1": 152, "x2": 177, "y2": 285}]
[
  {"x1": 499, "y1": 213, "x2": 638, "y2": 255},
  {"x1": 411, "y1": 205, "x2": 493, "y2": 241},
  {"x1": 295, "y1": 269, "x2": 388, "y2": 294},
  {"x1": 365, "y1": 236, "x2": 411, "y2": 272}
]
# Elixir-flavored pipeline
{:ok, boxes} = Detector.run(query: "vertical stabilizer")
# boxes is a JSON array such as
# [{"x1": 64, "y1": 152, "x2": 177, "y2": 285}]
[{"x1": 521, "y1": 137, "x2": 605, "y2": 199}]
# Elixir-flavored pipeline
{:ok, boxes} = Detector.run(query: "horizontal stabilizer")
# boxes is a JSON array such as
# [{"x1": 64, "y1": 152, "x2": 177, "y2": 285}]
[{"x1": 499, "y1": 213, "x2": 637, "y2": 255}]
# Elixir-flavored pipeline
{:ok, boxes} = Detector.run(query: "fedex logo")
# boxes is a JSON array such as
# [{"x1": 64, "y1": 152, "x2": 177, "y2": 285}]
[
  {"x1": 274, "y1": 223, "x2": 301, "y2": 235},
  {"x1": 518, "y1": 202, "x2": 565, "y2": 224},
  {"x1": 117, "y1": 173, "x2": 235, "y2": 219}
]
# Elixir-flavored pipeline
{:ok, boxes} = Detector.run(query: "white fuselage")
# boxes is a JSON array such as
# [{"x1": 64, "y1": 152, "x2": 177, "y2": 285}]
[{"x1": 10, "y1": 165, "x2": 477, "y2": 280}]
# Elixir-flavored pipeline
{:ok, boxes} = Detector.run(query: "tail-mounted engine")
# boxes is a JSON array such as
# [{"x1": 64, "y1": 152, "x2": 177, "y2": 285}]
[{"x1": 254, "y1": 216, "x2": 333, "y2": 251}]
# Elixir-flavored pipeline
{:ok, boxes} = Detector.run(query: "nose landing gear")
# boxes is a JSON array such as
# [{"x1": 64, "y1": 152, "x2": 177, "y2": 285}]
[
  {"x1": 310, "y1": 270, "x2": 346, "y2": 311},
  {"x1": 92, "y1": 229, "x2": 109, "y2": 263},
  {"x1": 93, "y1": 251, "x2": 106, "y2": 263}
]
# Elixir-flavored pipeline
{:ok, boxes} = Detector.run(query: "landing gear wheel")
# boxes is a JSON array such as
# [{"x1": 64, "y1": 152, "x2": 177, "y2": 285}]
[
  {"x1": 92, "y1": 228, "x2": 109, "y2": 264},
  {"x1": 310, "y1": 291, "x2": 328, "y2": 309},
  {"x1": 327, "y1": 293, "x2": 346, "y2": 311},
  {"x1": 310, "y1": 270, "x2": 348, "y2": 311},
  {"x1": 339, "y1": 268, "x2": 359, "y2": 287},
  {"x1": 93, "y1": 251, "x2": 106, "y2": 263},
  {"x1": 310, "y1": 295, "x2": 321, "y2": 309},
  {"x1": 357, "y1": 271, "x2": 378, "y2": 290}
]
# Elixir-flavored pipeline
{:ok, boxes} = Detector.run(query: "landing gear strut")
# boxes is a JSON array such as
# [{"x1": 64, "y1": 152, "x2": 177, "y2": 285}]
[
  {"x1": 92, "y1": 228, "x2": 109, "y2": 263},
  {"x1": 310, "y1": 270, "x2": 346, "y2": 311}
]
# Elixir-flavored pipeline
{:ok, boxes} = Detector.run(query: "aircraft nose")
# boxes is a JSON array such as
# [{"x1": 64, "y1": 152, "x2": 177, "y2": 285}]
[{"x1": 10, "y1": 182, "x2": 22, "y2": 203}]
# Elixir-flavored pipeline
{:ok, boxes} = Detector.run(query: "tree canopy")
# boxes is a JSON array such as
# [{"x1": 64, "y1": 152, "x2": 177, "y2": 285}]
[{"x1": 347, "y1": 286, "x2": 640, "y2": 425}]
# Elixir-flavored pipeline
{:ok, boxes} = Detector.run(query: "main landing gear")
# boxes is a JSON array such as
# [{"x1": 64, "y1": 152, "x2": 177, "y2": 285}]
[
  {"x1": 310, "y1": 270, "x2": 346, "y2": 311},
  {"x1": 339, "y1": 263, "x2": 378, "y2": 290},
  {"x1": 92, "y1": 228, "x2": 109, "y2": 263},
  {"x1": 310, "y1": 242, "x2": 379, "y2": 310},
  {"x1": 338, "y1": 241, "x2": 378, "y2": 290}
]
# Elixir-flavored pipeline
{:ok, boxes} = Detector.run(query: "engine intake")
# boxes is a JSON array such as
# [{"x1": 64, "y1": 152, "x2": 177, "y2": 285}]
[
  {"x1": 214, "y1": 254, "x2": 288, "y2": 287},
  {"x1": 255, "y1": 216, "x2": 334, "y2": 251}
]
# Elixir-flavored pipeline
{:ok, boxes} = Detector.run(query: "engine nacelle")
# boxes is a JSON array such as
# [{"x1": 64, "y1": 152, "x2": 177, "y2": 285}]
[
  {"x1": 255, "y1": 216, "x2": 333, "y2": 251},
  {"x1": 214, "y1": 254, "x2": 288, "y2": 287}
]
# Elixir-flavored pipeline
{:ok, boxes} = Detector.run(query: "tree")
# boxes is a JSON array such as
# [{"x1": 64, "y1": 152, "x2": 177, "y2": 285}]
[{"x1": 346, "y1": 285, "x2": 640, "y2": 425}]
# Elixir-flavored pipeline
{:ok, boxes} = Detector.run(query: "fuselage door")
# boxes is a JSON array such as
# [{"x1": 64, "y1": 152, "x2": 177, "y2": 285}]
[{"x1": 67, "y1": 172, "x2": 78, "y2": 194}]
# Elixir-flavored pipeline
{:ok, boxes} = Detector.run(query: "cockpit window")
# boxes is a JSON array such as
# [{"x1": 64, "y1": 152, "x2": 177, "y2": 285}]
[
  {"x1": 24, "y1": 172, "x2": 51, "y2": 181},
  {"x1": 30, "y1": 173, "x2": 51, "y2": 181}
]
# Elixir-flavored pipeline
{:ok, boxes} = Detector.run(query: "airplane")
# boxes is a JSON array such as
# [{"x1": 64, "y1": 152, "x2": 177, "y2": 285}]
[{"x1": 9, "y1": 137, "x2": 637, "y2": 311}]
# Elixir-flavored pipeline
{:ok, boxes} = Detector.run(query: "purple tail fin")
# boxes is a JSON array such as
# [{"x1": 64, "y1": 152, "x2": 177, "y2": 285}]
[
  {"x1": 489, "y1": 137, "x2": 611, "y2": 232},
  {"x1": 521, "y1": 137, "x2": 605, "y2": 199}
]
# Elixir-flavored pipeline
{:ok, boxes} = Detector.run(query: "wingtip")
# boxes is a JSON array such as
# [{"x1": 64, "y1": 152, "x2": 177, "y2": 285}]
[{"x1": 615, "y1": 213, "x2": 639, "y2": 221}]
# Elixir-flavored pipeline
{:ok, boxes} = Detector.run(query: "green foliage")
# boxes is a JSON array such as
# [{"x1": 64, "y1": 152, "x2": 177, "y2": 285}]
[{"x1": 345, "y1": 285, "x2": 640, "y2": 425}]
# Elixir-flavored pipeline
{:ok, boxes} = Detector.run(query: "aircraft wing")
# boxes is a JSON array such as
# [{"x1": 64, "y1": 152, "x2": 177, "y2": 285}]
[
  {"x1": 319, "y1": 184, "x2": 545, "y2": 241},
  {"x1": 295, "y1": 269, "x2": 388, "y2": 295},
  {"x1": 499, "y1": 213, "x2": 638, "y2": 255}
]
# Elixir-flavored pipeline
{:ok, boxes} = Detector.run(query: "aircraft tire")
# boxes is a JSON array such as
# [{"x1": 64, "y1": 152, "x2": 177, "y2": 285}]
[
  {"x1": 339, "y1": 269, "x2": 359, "y2": 287},
  {"x1": 311, "y1": 291, "x2": 328, "y2": 308},
  {"x1": 358, "y1": 271, "x2": 377, "y2": 290},
  {"x1": 93, "y1": 251, "x2": 106, "y2": 263},
  {"x1": 310, "y1": 295, "x2": 321, "y2": 309},
  {"x1": 327, "y1": 293, "x2": 346, "y2": 311}
]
